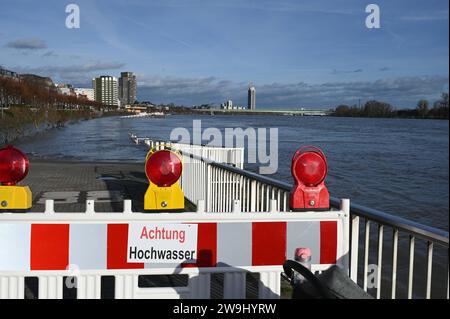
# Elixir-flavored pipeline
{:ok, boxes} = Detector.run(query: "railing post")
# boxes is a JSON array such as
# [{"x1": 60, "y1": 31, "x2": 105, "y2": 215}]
[
  {"x1": 340, "y1": 199, "x2": 351, "y2": 276},
  {"x1": 232, "y1": 200, "x2": 241, "y2": 213},
  {"x1": 197, "y1": 199, "x2": 205, "y2": 213},
  {"x1": 407, "y1": 235, "x2": 415, "y2": 299},
  {"x1": 205, "y1": 164, "x2": 211, "y2": 212},
  {"x1": 123, "y1": 200, "x2": 133, "y2": 214},
  {"x1": 86, "y1": 200, "x2": 95, "y2": 214},
  {"x1": 350, "y1": 214, "x2": 360, "y2": 283},
  {"x1": 269, "y1": 199, "x2": 278, "y2": 213},
  {"x1": 391, "y1": 229, "x2": 399, "y2": 299},
  {"x1": 363, "y1": 220, "x2": 370, "y2": 292},
  {"x1": 376, "y1": 224, "x2": 384, "y2": 299},
  {"x1": 426, "y1": 241, "x2": 433, "y2": 299},
  {"x1": 250, "y1": 180, "x2": 257, "y2": 212},
  {"x1": 44, "y1": 199, "x2": 55, "y2": 214}
]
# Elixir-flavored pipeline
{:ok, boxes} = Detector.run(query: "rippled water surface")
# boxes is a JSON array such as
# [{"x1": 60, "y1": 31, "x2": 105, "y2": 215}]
[{"x1": 16, "y1": 115, "x2": 449, "y2": 230}]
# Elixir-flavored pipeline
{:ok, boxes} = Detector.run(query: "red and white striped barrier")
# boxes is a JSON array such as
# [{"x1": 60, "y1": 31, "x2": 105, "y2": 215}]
[
  {"x1": 0, "y1": 221, "x2": 341, "y2": 271},
  {"x1": 0, "y1": 199, "x2": 350, "y2": 299}
]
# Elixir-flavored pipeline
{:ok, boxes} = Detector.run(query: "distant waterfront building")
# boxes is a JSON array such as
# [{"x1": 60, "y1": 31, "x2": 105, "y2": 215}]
[
  {"x1": 248, "y1": 85, "x2": 256, "y2": 110},
  {"x1": 56, "y1": 83, "x2": 76, "y2": 96},
  {"x1": 0, "y1": 66, "x2": 19, "y2": 80},
  {"x1": 220, "y1": 100, "x2": 246, "y2": 110},
  {"x1": 92, "y1": 76, "x2": 119, "y2": 106},
  {"x1": 119, "y1": 72, "x2": 137, "y2": 106},
  {"x1": 75, "y1": 88, "x2": 95, "y2": 101},
  {"x1": 20, "y1": 74, "x2": 54, "y2": 88}
]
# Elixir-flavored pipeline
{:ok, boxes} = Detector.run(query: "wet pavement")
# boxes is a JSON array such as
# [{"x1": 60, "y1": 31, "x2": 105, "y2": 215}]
[{"x1": 22, "y1": 159, "x2": 194, "y2": 213}]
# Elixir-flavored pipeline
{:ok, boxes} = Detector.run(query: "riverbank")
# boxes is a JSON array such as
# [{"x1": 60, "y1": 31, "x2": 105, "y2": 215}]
[{"x1": 0, "y1": 106, "x2": 125, "y2": 147}]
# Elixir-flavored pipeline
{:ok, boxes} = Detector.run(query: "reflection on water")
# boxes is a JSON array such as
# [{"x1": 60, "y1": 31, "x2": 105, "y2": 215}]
[{"x1": 16, "y1": 115, "x2": 449, "y2": 230}]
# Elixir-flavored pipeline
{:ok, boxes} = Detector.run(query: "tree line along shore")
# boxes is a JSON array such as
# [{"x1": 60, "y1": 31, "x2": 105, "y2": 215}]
[
  {"x1": 332, "y1": 93, "x2": 449, "y2": 119},
  {"x1": 0, "y1": 75, "x2": 123, "y2": 147}
]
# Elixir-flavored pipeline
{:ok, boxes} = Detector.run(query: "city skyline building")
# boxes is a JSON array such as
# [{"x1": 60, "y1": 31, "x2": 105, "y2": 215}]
[
  {"x1": 74, "y1": 88, "x2": 95, "y2": 101},
  {"x1": 248, "y1": 85, "x2": 256, "y2": 110},
  {"x1": 92, "y1": 76, "x2": 119, "y2": 106},
  {"x1": 0, "y1": 66, "x2": 19, "y2": 80},
  {"x1": 56, "y1": 83, "x2": 75, "y2": 96},
  {"x1": 119, "y1": 72, "x2": 137, "y2": 106}
]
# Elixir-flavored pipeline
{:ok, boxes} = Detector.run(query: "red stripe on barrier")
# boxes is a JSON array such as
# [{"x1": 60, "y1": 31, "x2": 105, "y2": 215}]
[
  {"x1": 252, "y1": 222, "x2": 287, "y2": 266},
  {"x1": 107, "y1": 224, "x2": 144, "y2": 269},
  {"x1": 320, "y1": 221, "x2": 338, "y2": 264},
  {"x1": 30, "y1": 224, "x2": 70, "y2": 270},
  {"x1": 183, "y1": 223, "x2": 217, "y2": 268}
]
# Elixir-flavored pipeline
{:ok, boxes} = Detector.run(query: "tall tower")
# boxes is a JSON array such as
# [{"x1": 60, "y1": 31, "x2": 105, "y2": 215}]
[
  {"x1": 248, "y1": 85, "x2": 256, "y2": 110},
  {"x1": 92, "y1": 76, "x2": 118, "y2": 106},
  {"x1": 119, "y1": 72, "x2": 137, "y2": 106}
]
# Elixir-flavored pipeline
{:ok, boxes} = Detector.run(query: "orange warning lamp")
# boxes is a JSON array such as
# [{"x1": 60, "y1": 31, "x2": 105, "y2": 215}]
[
  {"x1": 0, "y1": 145, "x2": 32, "y2": 211},
  {"x1": 144, "y1": 146, "x2": 184, "y2": 211},
  {"x1": 290, "y1": 146, "x2": 329, "y2": 211}
]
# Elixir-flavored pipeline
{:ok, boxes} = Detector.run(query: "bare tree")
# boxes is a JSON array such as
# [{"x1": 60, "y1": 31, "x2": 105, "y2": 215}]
[{"x1": 416, "y1": 99, "x2": 429, "y2": 118}]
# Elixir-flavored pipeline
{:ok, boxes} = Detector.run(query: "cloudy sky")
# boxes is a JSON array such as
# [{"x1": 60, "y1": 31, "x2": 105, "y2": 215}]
[{"x1": 0, "y1": 0, "x2": 448, "y2": 108}]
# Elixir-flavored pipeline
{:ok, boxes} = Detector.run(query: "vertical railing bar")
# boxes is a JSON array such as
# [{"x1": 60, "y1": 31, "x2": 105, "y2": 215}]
[
  {"x1": 250, "y1": 180, "x2": 256, "y2": 212},
  {"x1": 239, "y1": 175, "x2": 244, "y2": 211},
  {"x1": 350, "y1": 215, "x2": 360, "y2": 283},
  {"x1": 407, "y1": 235, "x2": 415, "y2": 299},
  {"x1": 426, "y1": 241, "x2": 433, "y2": 299},
  {"x1": 376, "y1": 224, "x2": 384, "y2": 299},
  {"x1": 391, "y1": 229, "x2": 398, "y2": 299},
  {"x1": 222, "y1": 170, "x2": 226, "y2": 212},
  {"x1": 214, "y1": 167, "x2": 219, "y2": 213},
  {"x1": 224, "y1": 171, "x2": 229, "y2": 212},
  {"x1": 277, "y1": 190, "x2": 281, "y2": 211},
  {"x1": 447, "y1": 253, "x2": 449, "y2": 299},
  {"x1": 363, "y1": 219, "x2": 370, "y2": 292},
  {"x1": 219, "y1": 170, "x2": 224, "y2": 212},
  {"x1": 206, "y1": 164, "x2": 211, "y2": 211},
  {"x1": 228, "y1": 171, "x2": 232, "y2": 212},
  {"x1": 256, "y1": 182, "x2": 260, "y2": 211}
]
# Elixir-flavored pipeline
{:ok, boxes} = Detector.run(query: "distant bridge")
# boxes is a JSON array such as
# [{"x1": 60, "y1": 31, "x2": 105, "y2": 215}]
[{"x1": 192, "y1": 108, "x2": 332, "y2": 116}]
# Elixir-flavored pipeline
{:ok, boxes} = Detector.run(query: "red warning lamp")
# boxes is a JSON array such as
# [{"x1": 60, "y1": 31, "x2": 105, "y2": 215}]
[
  {"x1": 145, "y1": 150, "x2": 183, "y2": 187},
  {"x1": 144, "y1": 147, "x2": 185, "y2": 211},
  {"x1": 290, "y1": 146, "x2": 329, "y2": 211},
  {"x1": 0, "y1": 145, "x2": 32, "y2": 211},
  {"x1": 0, "y1": 145, "x2": 30, "y2": 186}
]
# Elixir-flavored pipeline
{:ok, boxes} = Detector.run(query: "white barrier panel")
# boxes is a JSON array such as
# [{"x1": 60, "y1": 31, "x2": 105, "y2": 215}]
[{"x1": 0, "y1": 199, "x2": 350, "y2": 299}]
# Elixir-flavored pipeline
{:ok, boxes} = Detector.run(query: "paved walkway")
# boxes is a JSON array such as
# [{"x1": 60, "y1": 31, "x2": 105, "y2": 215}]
[{"x1": 22, "y1": 159, "x2": 193, "y2": 213}]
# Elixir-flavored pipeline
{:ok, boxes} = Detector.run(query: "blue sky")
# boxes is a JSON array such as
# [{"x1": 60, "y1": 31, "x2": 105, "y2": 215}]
[{"x1": 0, "y1": 0, "x2": 448, "y2": 108}]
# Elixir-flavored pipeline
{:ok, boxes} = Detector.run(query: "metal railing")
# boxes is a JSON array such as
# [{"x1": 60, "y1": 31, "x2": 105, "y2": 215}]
[
  {"x1": 177, "y1": 151, "x2": 449, "y2": 299},
  {"x1": 130, "y1": 134, "x2": 244, "y2": 169}
]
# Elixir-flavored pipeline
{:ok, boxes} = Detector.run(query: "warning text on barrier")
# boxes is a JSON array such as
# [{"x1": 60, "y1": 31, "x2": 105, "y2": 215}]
[{"x1": 127, "y1": 223, "x2": 198, "y2": 263}]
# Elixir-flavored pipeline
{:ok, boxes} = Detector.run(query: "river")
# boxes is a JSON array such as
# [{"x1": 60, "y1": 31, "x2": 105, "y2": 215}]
[{"x1": 15, "y1": 115, "x2": 449, "y2": 231}]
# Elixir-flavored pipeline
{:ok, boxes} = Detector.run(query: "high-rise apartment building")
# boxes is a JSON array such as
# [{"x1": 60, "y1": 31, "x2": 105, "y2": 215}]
[
  {"x1": 92, "y1": 76, "x2": 118, "y2": 106},
  {"x1": 248, "y1": 85, "x2": 256, "y2": 110},
  {"x1": 119, "y1": 72, "x2": 137, "y2": 106}
]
